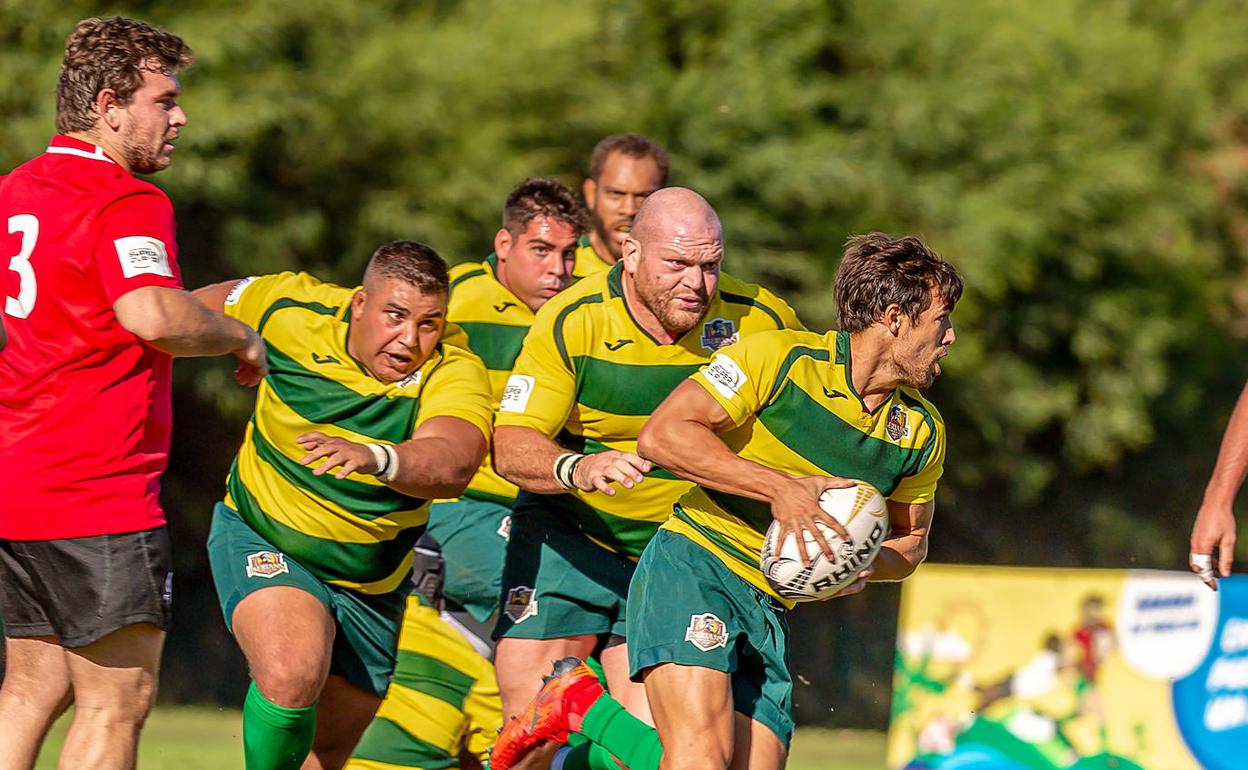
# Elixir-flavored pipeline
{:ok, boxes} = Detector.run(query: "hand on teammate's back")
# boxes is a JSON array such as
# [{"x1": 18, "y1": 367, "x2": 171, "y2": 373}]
[{"x1": 572, "y1": 450, "x2": 652, "y2": 496}]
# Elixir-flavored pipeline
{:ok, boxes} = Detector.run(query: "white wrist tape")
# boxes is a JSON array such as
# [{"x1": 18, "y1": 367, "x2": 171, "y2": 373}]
[
  {"x1": 553, "y1": 452, "x2": 584, "y2": 490},
  {"x1": 366, "y1": 443, "x2": 400, "y2": 483}
]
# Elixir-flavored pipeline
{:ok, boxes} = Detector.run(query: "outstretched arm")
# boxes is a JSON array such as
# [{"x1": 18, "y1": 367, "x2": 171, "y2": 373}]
[
  {"x1": 296, "y1": 415, "x2": 488, "y2": 500},
  {"x1": 116, "y1": 284, "x2": 266, "y2": 385},
  {"x1": 1192, "y1": 380, "x2": 1248, "y2": 588},
  {"x1": 492, "y1": 425, "x2": 651, "y2": 496}
]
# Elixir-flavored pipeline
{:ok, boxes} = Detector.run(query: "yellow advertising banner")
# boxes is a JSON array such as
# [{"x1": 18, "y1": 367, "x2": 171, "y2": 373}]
[{"x1": 887, "y1": 565, "x2": 1247, "y2": 770}]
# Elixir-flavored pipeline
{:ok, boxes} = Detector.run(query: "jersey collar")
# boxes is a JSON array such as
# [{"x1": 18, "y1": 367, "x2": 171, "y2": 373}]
[{"x1": 46, "y1": 135, "x2": 117, "y2": 165}]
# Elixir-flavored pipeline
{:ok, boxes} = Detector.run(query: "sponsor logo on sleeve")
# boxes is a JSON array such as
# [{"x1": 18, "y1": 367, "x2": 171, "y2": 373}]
[
  {"x1": 504, "y1": 585, "x2": 538, "y2": 623},
  {"x1": 700, "y1": 318, "x2": 739, "y2": 352},
  {"x1": 224, "y1": 276, "x2": 257, "y2": 305},
  {"x1": 685, "y1": 612, "x2": 729, "y2": 651},
  {"x1": 114, "y1": 236, "x2": 173, "y2": 279},
  {"x1": 396, "y1": 370, "x2": 423, "y2": 389},
  {"x1": 499, "y1": 375, "x2": 536, "y2": 413},
  {"x1": 886, "y1": 403, "x2": 911, "y2": 442},
  {"x1": 702, "y1": 354, "x2": 747, "y2": 400},
  {"x1": 245, "y1": 551, "x2": 289, "y2": 579}
]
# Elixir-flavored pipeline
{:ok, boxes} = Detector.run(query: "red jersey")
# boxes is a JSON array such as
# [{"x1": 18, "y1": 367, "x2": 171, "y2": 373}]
[{"x1": 0, "y1": 135, "x2": 184, "y2": 540}]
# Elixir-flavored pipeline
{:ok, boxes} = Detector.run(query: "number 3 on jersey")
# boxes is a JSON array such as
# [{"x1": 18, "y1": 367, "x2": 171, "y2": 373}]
[{"x1": 5, "y1": 214, "x2": 38, "y2": 319}]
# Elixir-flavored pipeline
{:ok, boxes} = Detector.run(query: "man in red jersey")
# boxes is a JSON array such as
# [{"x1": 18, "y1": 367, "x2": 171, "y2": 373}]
[{"x1": 0, "y1": 16, "x2": 266, "y2": 770}]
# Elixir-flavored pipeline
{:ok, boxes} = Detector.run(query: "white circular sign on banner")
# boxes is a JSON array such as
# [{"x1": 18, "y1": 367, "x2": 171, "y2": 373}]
[{"x1": 1117, "y1": 570, "x2": 1220, "y2": 680}]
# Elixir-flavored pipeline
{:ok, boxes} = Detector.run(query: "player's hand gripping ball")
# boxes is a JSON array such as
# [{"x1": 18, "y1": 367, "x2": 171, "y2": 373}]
[{"x1": 761, "y1": 482, "x2": 889, "y2": 601}]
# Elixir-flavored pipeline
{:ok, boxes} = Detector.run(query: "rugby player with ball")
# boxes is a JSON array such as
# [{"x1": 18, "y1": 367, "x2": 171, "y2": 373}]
[{"x1": 492, "y1": 233, "x2": 961, "y2": 770}]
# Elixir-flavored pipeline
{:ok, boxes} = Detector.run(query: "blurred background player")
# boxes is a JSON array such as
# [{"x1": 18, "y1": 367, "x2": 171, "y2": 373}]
[
  {"x1": 490, "y1": 187, "x2": 803, "y2": 770},
  {"x1": 494, "y1": 233, "x2": 961, "y2": 770},
  {"x1": 192, "y1": 242, "x2": 493, "y2": 770},
  {"x1": 345, "y1": 535, "x2": 501, "y2": 770},
  {"x1": 574, "y1": 134, "x2": 668, "y2": 277},
  {"x1": 0, "y1": 16, "x2": 266, "y2": 770},
  {"x1": 344, "y1": 178, "x2": 583, "y2": 769},
  {"x1": 1191, "y1": 379, "x2": 1245, "y2": 589}
]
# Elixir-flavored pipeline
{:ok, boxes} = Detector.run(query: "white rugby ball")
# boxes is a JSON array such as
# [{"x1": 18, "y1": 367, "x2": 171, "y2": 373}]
[{"x1": 760, "y1": 482, "x2": 889, "y2": 602}]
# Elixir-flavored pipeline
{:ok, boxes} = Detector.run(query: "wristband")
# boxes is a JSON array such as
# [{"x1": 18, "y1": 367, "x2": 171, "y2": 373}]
[
  {"x1": 366, "y1": 443, "x2": 400, "y2": 483},
  {"x1": 378, "y1": 443, "x2": 400, "y2": 483},
  {"x1": 554, "y1": 452, "x2": 585, "y2": 490}
]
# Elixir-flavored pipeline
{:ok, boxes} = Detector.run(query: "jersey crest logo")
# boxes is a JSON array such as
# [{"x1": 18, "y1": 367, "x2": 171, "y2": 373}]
[
  {"x1": 886, "y1": 404, "x2": 911, "y2": 442},
  {"x1": 604, "y1": 339, "x2": 634, "y2": 351},
  {"x1": 685, "y1": 612, "x2": 729, "y2": 651},
  {"x1": 245, "y1": 551, "x2": 289, "y2": 579},
  {"x1": 700, "y1": 318, "x2": 739, "y2": 351},
  {"x1": 504, "y1": 586, "x2": 538, "y2": 623},
  {"x1": 494, "y1": 301, "x2": 517, "y2": 312}
]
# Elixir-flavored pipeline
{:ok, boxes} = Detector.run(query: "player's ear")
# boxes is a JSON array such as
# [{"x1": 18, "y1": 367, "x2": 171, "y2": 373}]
[
  {"x1": 351, "y1": 288, "x2": 367, "y2": 319},
  {"x1": 96, "y1": 88, "x2": 123, "y2": 131},
  {"x1": 582, "y1": 177, "x2": 597, "y2": 208},
  {"x1": 621, "y1": 236, "x2": 641, "y2": 274},
  {"x1": 882, "y1": 304, "x2": 904, "y2": 336},
  {"x1": 494, "y1": 228, "x2": 512, "y2": 261}
]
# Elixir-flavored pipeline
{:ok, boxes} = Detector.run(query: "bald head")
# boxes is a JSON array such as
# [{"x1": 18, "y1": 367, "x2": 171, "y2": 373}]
[
  {"x1": 621, "y1": 187, "x2": 724, "y2": 341},
  {"x1": 631, "y1": 187, "x2": 722, "y2": 247}
]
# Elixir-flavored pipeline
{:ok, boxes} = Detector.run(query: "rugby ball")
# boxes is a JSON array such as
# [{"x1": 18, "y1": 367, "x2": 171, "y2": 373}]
[{"x1": 760, "y1": 482, "x2": 889, "y2": 602}]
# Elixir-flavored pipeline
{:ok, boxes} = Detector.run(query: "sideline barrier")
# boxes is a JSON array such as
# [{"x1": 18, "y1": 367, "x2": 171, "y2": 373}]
[{"x1": 887, "y1": 565, "x2": 1246, "y2": 770}]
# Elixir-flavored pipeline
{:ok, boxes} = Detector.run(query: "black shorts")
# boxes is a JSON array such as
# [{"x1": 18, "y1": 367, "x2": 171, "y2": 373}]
[{"x1": 0, "y1": 527, "x2": 173, "y2": 648}]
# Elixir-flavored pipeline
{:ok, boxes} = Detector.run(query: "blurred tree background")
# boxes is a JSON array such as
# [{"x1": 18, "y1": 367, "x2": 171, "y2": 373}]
[{"x1": 4, "y1": 0, "x2": 1248, "y2": 728}]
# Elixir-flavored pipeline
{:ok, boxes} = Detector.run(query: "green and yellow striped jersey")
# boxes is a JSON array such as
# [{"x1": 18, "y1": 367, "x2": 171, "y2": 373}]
[
  {"x1": 446, "y1": 256, "x2": 534, "y2": 505},
  {"x1": 664, "y1": 329, "x2": 946, "y2": 605},
  {"x1": 495, "y1": 262, "x2": 804, "y2": 559},
  {"x1": 221, "y1": 272, "x2": 494, "y2": 595},
  {"x1": 573, "y1": 233, "x2": 612, "y2": 278},
  {"x1": 346, "y1": 596, "x2": 500, "y2": 770}
]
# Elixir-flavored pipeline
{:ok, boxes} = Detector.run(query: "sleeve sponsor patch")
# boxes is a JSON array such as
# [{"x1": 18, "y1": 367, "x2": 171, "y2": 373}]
[
  {"x1": 114, "y1": 235, "x2": 173, "y2": 279},
  {"x1": 224, "y1": 276, "x2": 257, "y2": 305},
  {"x1": 499, "y1": 374, "x2": 536, "y2": 413},
  {"x1": 703, "y1": 353, "x2": 747, "y2": 400}
]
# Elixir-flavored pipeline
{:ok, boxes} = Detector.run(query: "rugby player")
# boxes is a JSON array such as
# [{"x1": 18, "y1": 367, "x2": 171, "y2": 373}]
[
  {"x1": 574, "y1": 134, "x2": 668, "y2": 277},
  {"x1": 192, "y1": 242, "x2": 493, "y2": 770},
  {"x1": 494, "y1": 233, "x2": 962, "y2": 770},
  {"x1": 344, "y1": 177, "x2": 583, "y2": 770},
  {"x1": 490, "y1": 187, "x2": 804, "y2": 769},
  {"x1": 0, "y1": 17, "x2": 266, "y2": 770}
]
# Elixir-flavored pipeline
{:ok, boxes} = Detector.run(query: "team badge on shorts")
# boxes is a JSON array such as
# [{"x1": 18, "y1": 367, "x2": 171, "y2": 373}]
[
  {"x1": 505, "y1": 586, "x2": 538, "y2": 623},
  {"x1": 886, "y1": 404, "x2": 911, "y2": 442},
  {"x1": 700, "y1": 318, "x2": 739, "y2": 352},
  {"x1": 685, "y1": 612, "x2": 729, "y2": 651},
  {"x1": 245, "y1": 551, "x2": 289, "y2": 579},
  {"x1": 497, "y1": 515, "x2": 512, "y2": 541}
]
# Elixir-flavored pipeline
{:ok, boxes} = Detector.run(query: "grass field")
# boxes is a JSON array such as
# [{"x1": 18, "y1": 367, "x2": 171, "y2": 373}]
[{"x1": 37, "y1": 706, "x2": 888, "y2": 769}]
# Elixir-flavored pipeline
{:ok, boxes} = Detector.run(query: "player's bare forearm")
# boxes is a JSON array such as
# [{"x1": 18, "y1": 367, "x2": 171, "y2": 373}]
[
  {"x1": 391, "y1": 432, "x2": 486, "y2": 499},
  {"x1": 493, "y1": 425, "x2": 582, "y2": 494},
  {"x1": 115, "y1": 285, "x2": 254, "y2": 357},
  {"x1": 869, "y1": 500, "x2": 934, "y2": 581},
  {"x1": 1201, "y1": 380, "x2": 1248, "y2": 508},
  {"x1": 639, "y1": 380, "x2": 807, "y2": 504},
  {"x1": 297, "y1": 417, "x2": 487, "y2": 499}
]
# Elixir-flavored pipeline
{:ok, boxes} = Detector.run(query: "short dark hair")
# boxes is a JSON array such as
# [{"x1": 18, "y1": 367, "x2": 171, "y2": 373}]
[
  {"x1": 834, "y1": 233, "x2": 963, "y2": 333},
  {"x1": 57, "y1": 16, "x2": 194, "y2": 134},
  {"x1": 588, "y1": 133, "x2": 670, "y2": 184},
  {"x1": 503, "y1": 177, "x2": 585, "y2": 236},
  {"x1": 363, "y1": 241, "x2": 449, "y2": 295}
]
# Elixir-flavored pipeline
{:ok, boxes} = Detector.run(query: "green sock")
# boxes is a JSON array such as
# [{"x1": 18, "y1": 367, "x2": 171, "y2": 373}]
[
  {"x1": 243, "y1": 681, "x2": 317, "y2": 770},
  {"x1": 558, "y1": 694, "x2": 662, "y2": 770}
]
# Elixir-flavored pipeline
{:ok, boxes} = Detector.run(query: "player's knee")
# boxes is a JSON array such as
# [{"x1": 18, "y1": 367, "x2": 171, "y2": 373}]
[{"x1": 250, "y1": 657, "x2": 325, "y2": 707}]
